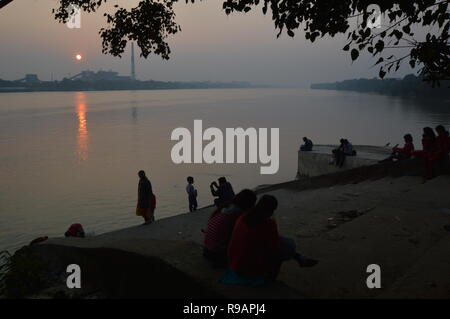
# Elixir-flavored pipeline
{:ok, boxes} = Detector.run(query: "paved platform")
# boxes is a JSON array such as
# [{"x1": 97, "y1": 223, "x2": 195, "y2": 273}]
[
  {"x1": 297, "y1": 145, "x2": 392, "y2": 178},
  {"x1": 27, "y1": 173, "x2": 450, "y2": 299}
]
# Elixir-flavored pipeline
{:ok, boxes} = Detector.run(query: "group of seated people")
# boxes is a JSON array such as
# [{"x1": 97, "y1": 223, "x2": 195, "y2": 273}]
[
  {"x1": 380, "y1": 125, "x2": 450, "y2": 179},
  {"x1": 331, "y1": 138, "x2": 356, "y2": 168},
  {"x1": 300, "y1": 136, "x2": 356, "y2": 168},
  {"x1": 202, "y1": 189, "x2": 318, "y2": 286}
]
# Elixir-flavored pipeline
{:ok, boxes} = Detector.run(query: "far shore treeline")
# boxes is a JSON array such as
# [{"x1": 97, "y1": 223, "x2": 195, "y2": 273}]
[
  {"x1": 311, "y1": 74, "x2": 450, "y2": 98},
  {"x1": 0, "y1": 77, "x2": 262, "y2": 93}
]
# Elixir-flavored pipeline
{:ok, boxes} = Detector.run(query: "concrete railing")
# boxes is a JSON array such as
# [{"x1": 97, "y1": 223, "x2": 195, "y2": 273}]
[{"x1": 297, "y1": 144, "x2": 391, "y2": 178}]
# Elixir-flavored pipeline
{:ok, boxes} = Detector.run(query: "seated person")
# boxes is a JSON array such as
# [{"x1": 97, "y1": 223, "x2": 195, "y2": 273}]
[
  {"x1": 203, "y1": 189, "x2": 257, "y2": 267},
  {"x1": 226, "y1": 195, "x2": 318, "y2": 285},
  {"x1": 379, "y1": 134, "x2": 415, "y2": 162},
  {"x1": 210, "y1": 177, "x2": 235, "y2": 207},
  {"x1": 332, "y1": 139, "x2": 355, "y2": 168},
  {"x1": 65, "y1": 223, "x2": 85, "y2": 238},
  {"x1": 330, "y1": 138, "x2": 345, "y2": 165},
  {"x1": 299, "y1": 137, "x2": 313, "y2": 151}
]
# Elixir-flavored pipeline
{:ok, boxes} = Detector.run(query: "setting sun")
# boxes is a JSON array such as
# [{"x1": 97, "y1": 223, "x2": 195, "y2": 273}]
[{"x1": 75, "y1": 54, "x2": 82, "y2": 61}]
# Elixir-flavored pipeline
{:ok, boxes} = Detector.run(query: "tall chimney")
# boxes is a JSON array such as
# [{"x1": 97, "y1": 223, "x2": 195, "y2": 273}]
[{"x1": 131, "y1": 42, "x2": 136, "y2": 80}]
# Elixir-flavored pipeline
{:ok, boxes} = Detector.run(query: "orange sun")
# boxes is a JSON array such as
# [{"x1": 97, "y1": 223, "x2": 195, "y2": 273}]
[{"x1": 75, "y1": 54, "x2": 83, "y2": 61}]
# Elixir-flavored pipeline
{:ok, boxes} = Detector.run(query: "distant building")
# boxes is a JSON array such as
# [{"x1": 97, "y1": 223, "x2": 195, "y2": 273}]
[
  {"x1": 66, "y1": 70, "x2": 132, "y2": 82},
  {"x1": 15, "y1": 74, "x2": 41, "y2": 84}
]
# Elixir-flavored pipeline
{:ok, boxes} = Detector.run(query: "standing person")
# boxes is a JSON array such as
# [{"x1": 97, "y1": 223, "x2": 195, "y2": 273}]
[
  {"x1": 226, "y1": 195, "x2": 318, "y2": 285},
  {"x1": 434, "y1": 125, "x2": 450, "y2": 158},
  {"x1": 413, "y1": 127, "x2": 437, "y2": 157},
  {"x1": 203, "y1": 189, "x2": 257, "y2": 268},
  {"x1": 422, "y1": 127, "x2": 437, "y2": 152},
  {"x1": 186, "y1": 176, "x2": 198, "y2": 212},
  {"x1": 423, "y1": 125, "x2": 450, "y2": 178},
  {"x1": 300, "y1": 137, "x2": 313, "y2": 151},
  {"x1": 210, "y1": 177, "x2": 235, "y2": 207},
  {"x1": 136, "y1": 170, "x2": 155, "y2": 225}
]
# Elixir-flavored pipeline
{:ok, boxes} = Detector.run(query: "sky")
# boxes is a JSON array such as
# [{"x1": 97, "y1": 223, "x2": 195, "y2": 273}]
[{"x1": 0, "y1": 0, "x2": 418, "y2": 87}]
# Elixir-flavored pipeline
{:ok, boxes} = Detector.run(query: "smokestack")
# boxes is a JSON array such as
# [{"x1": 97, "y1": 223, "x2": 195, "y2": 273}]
[{"x1": 131, "y1": 42, "x2": 136, "y2": 80}]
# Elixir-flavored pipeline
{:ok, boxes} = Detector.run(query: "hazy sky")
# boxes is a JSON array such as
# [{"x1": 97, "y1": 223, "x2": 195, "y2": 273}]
[{"x1": 0, "y1": 0, "x2": 418, "y2": 87}]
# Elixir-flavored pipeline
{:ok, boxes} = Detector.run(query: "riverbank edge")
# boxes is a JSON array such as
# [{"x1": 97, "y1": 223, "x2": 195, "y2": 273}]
[{"x1": 1, "y1": 157, "x2": 444, "y2": 299}]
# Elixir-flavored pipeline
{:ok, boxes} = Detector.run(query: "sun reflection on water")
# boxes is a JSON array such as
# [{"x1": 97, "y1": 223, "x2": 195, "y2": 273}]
[{"x1": 75, "y1": 92, "x2": 89, "y2": 161}]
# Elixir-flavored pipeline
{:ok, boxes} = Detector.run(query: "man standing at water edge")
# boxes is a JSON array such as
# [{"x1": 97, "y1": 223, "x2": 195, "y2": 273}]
[{"x1": 136, "y1": 170, "x2": 154, "y2": 225}]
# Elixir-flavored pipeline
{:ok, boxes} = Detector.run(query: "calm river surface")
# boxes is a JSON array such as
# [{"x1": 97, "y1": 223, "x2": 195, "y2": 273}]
[{"x1": 1, "y1": 88, "x2": 449, "y2": 252}]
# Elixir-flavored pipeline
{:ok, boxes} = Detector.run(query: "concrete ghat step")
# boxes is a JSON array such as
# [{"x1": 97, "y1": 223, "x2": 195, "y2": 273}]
[
  {"x1": 297, "y1": 144, "x2": 392, "y2": 178},
  {"x1": 32, "y1": 240, "x2": 303, "y2": 299},
  {"x1": 276, "y1": 203, "x2": 450, "y2": 298}
]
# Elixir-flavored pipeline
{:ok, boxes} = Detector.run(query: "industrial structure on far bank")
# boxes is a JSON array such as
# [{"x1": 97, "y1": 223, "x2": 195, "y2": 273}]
[{"x1": 0, "y1": 43, "x2": 254, "y2": 92}]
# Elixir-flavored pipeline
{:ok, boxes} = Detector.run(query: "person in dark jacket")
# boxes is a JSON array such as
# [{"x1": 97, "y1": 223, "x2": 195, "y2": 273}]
[
  {"x1": 210, "y1": 177, "x2": 235, "y2": 207},
  {"x1": 186, "y1": 176, "x2": 198, "y2": 212},
  {"x1": 300, "y1": 137, "x2": 313, "y2": 151},
  {"x1": 136, "y1": 170, "x2": 155, "y2": 224}
]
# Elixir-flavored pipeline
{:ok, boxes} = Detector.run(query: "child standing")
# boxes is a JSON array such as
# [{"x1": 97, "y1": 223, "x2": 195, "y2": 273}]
[{"x1": 186, "y1": 176, "x2": 198, "y2": 212}]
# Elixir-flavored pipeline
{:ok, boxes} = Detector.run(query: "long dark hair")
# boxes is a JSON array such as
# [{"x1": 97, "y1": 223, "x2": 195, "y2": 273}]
[
  {"x1": 244, "y1": 194, "x2": 278, "y2": 227},
  {"x1": 435, "y1": 125, "x2": 447, "y2": 136},
  {"x1": 210, "y1": 189, "x2": 256, "y2": 219},
  {"x1": 423, "y1": 127, "x2": 436, "y2": 139}
]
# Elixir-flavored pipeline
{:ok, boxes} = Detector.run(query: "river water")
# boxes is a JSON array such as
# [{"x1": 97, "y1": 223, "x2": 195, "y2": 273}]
[{"x1": 0, "y1": 88, "x2": 449, "y2": 252}]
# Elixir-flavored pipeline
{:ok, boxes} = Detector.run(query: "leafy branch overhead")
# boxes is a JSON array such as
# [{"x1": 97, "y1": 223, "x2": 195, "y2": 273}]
[
  {"x1": 53, "y1": 0, "x2": 181, "y2": 59},
  {"x1": 50, "y1": 0, "x2": 450, "y2": 85}
]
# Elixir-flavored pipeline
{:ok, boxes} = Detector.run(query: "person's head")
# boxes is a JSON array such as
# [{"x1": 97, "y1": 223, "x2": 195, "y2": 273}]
[
  {"x1": 245, "y1": 194, "x2": 278, "y2": 226},
  {"x1": 303, "y1": 137, "x2": 308, "y2": 142},
  {"x1": 340, "y1": 138, "x2": 345, "y2": 144},
  {"x1": 218, "y1": 177, "x2": 227, "y2": 185},
  {"x1": 435, "y1": 125, "x2": 447, "y2": 136},
  {"x1": 232, "y1": 189, "x2": 257, "y2": 211},
  {"x1": 187, "y1": 176, "x2": 194, "y2": 184},
  {"x1": 138, "y1": 170, "x2": 146, "y2": 179},
  {"x1": 423, "y1": 127, "x2": 436, "y2": 138},
  {"x1": 404, "y1": 134, "x2": 413, "y2": 143},
  {"x1": 65, "y1": 223, "x2": 85, "y2": 238}
]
